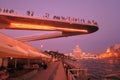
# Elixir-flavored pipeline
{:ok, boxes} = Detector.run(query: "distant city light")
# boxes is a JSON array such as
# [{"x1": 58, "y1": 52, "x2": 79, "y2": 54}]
[{"x1": 41, "y1": 45, "x2": 43, "y2": 48}]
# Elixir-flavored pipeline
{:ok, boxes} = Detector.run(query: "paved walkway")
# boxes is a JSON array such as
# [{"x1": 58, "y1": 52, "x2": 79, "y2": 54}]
[
  {"x1": 29, "y1": 61, "x2": 67, "y2": 80},
  {"x1": 53, "y1": 62, "x2": 67, "y2": 80}
]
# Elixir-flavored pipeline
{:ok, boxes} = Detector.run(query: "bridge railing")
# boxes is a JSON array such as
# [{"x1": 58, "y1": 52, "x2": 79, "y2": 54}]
[
  {"x1": 68, "y1": 69, "x2": 88, "y2": 80},
  {"x1": 0, "y1": 8, "x2": 98, "y2": 27}
]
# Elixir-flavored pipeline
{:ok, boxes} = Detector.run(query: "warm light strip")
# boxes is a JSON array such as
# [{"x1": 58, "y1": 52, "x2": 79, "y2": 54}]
[
  {"x1": 56, "y1": 27, "x2": 88, "y2": 32},
  {"x1": 10, "y1": 23, "x2": 55, "y2": 30},
  {"x1": 10, "y1": 22, "x2": 88, "y2": 33}
]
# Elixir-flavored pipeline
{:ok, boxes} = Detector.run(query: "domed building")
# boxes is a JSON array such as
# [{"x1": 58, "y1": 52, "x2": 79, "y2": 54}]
[{"x1": 73, "y1": 45, "x2": 83, "y2": 59}]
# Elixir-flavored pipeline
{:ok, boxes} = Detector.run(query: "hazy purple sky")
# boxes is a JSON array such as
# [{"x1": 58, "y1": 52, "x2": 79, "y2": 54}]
[{"x1": 0, "y1": 0, "x2": 120, "y2": 54}]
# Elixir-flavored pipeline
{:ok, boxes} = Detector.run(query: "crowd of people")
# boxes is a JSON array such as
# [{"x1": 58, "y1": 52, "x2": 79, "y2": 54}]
[
  {"x1": 53, "y1": 15, "x2": 98, "y2": 25},
  {"x1": 0, "y1": 8, "x2": 14, "y2": 14},
  {"x1": 0, "y1": 8, "x2": 98, "y2": 26}
]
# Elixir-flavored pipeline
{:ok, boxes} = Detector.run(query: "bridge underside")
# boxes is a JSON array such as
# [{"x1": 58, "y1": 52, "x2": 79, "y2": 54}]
[{"x1": 0, "y1": 13, "x2": 98, "y2": 34}]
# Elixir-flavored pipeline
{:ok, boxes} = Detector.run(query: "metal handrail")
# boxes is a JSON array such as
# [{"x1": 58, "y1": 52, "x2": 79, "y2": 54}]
[{"x1": 68, "y1": 69, "x2": 88, "y2": 80}]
